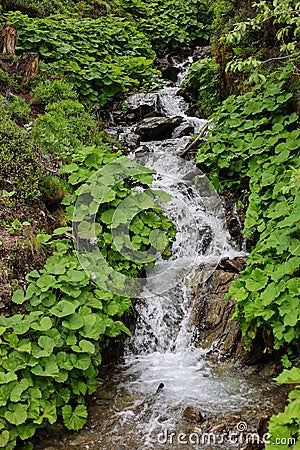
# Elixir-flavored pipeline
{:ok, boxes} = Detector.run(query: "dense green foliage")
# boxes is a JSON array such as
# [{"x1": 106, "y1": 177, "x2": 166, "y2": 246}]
[
  {"x1": 1, "y1": 0, "x2": 300, "y2": 447},
  {"x1": 1, "y1": 0, "x2": 117, "y2": 18},
  {"x1": 31, "y1": 100, "x2": 102, "y2": 158},
  {"x1": 182, "y1": 57, "x2": 220, "y2": 116},
  {"x1": 116, "y1": 0, "x2": 210, "y2": 54},
  {"x1": 31, "y1": 80, "x2": 78, "y2": 106},
  {"x1": 266, "y1": 367, "x2": 300, "y2": 449},
  {"x1": 0, "y1": 108, "x2": 42, "y2": 200},
  {"x1": 5, "y1": 11, "x2": 156, "y2": 106},
  {"x1": 0, "y1": 144, "x2": 175, "y2": 449},
  {"x1": 197, "y1": 69, "x2": 300, "y2": 356}
]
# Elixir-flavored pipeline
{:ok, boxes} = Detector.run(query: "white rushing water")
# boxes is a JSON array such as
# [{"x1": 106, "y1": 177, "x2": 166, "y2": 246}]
[
  {"x1": 102, "y1": 60, "x2": 259, "y2": 449},
  {"x1": 36, "y1": 55, "x2": 287, "y2": 450}
]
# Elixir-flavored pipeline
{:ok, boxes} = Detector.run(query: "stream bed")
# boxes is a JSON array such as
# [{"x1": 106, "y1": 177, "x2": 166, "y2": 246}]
[{"x1": 35, "y1": 53, "x2": 287, "y2": 450}]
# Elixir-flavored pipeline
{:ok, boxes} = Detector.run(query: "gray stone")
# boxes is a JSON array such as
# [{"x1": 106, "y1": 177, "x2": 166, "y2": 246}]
[
  {"x1": 182, "y1": 406, "x2": 205, "y2": 423},
  {"x1": 191, "y1": 269, "x2": 243, "y2": 358},
  {"x1": 120, "y1": 131, "x2": 140, "y2": 149},
  {"x1": 171, "y1": 122, "x2": 194, "y2": 138},
  {"x1": 161, "y1": 64, "x2": 181, "y2": 82},
  {"x1": 192, "y1": 46, "x2": 211, "y2": 61},
  {"x1": 125, "y1": 92, "x2": 159, "y2": 121},
  {"x1": 135, "y1": 116, "x2": 183, "y2": 141}
]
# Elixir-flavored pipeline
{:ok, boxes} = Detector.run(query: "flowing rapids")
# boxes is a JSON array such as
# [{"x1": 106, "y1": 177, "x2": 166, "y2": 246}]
[{"x1": 36, "y1": 56, "x2": 286, "y2": 450}]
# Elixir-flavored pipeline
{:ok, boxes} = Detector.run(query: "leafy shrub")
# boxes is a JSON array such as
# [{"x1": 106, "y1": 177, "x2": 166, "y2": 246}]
[
  {"x1": 221, "y1": 0, "x2": 300, "y2": 81},
  {"x1": 196, "y1": 69, "x2": 300, "y2": 355},
  {"x1": 1, "y1": 145, "x2": 175, "y2": 449},
  {"x1": 31, "y1": 100, "x2": 101, "y2": 157},
  {"x1": 6, "y1": 11, "x2": 156, "y2": 106},
  {"x1": 182, "y1": 57, "x2": 221, "y2": 117},
  {"x1": 0, "y1": 69, "x2": 19, "y2": 93},
  {"x1": 116, "y1": 0, "x2": 211, "y2": 54},
  {"x1": 266, "y1": 367, "x2": 300, "y2": 449},
  {"x1": 0, "y1": 107, "x2": 42, "y2": 200},
  {"x1": 2, "y1": 0, "x2": 117, "y2": 18},
  {"x1": 31, "y1": 79, "x2": 78, "y2": 106},
  {"x1": 6, "y1": 96, "x2": 31, "y2": 122}
]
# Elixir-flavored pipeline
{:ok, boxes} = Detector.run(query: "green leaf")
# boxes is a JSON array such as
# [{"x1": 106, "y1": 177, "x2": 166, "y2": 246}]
[
  {"x1": 5, "y1": 404, "x2": 28, "y2": 425},
  {"x1": 17, "y1": 424, "x2": 36, "y2": 440},
  {"x1": 32, "y1": 336, "x2": 55, "y2": 358},
  {"x1": 15, "y1": 339, "x2": 31, "y2": 354},
  {"x1": 276, "y1": 367, "x2": 300, "y2": 384},
  {"x1": 78, "y1": 340, "x2": 95, "y2": 354},
  {"x1": 50, "y1": 300, "x2": 79, "y2": 317},
  {"x1": 13, "y1": 319, "x2": 31, "y2": 335},
  {"x1": 31, "y1": 317, "x2": 52, "y2": 331},
  {"x1": 10, "y1": 378, "x2": 30, "y2": 402},
  {"x1": 66, "y1": 269, "x2": 86, "y2": 283},
  {"x1": 149, "y1": 229, "x2": 167, "y2": 252},
  {"x1": 35, "y1": 234, "x2": 52, "y2": 244},
  {"x1": 62, "y1": 404, "x2": 88, "y2": 431},
  {"x1": 62, "y1": 314, "x2": 85, "y2": 330},
  {"x1": 74, "y1": 354, "x2": 91, "y2": 370},
  {"x1": 12, "y1": 290, "x2": 25, "y2": 305},
  {"x1": 0, "y1": 430, "x2": 9, "y2": 447},
  {"x1": 30, "y1": 356, "x2": 59, "y2": 377},
  {"x1": 106, "y1": 301, "x2": 119, "y2": 316},
  {"x1": 36, "y1": 275, "x2": 56, "y2": 291}
]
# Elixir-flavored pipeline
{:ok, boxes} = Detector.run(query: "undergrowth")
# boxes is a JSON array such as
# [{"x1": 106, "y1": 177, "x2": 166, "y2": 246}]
[
  {"x1": 4, "y1": 11, "x2": 157, "y2": 107},
  {"x1": 196, "y1": 67, "x2": 300, "y2": 448},
  {"x1": 0, "y1": 143, "x2": 176, "y2": 449}
]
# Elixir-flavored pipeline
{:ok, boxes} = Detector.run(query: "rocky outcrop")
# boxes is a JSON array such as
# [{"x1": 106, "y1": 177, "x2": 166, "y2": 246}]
[
  {"x1": 119, "y1": 131, "x2": 141, "y2": 150},
  {"x1": 125, "y1": 92, "x2": 159, "y2": 121},
  {"x1": 171, "y1": 122, "x2": 194, "y2": 138},
  {"x1": 135, "y1": 116, "x2": 183, "y2": 141},
  {"x1": 192, "y1": 45, "x2": 211, "y2": 61},
  {"x1": 191, "y1": 264, "x2": 244, "y2": 359},
  {"x1": 158, "y1": 59, "x2": 181, "y2": 82}
]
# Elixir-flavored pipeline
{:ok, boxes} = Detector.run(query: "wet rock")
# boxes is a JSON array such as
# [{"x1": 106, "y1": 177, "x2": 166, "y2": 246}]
[
  {"x1": 94, "y1": 389, "x2": 115, "y2": 400},
  {"x1": 156, "y1": 382, "x2": 164, "y2": 393},
  {"x1": 191, "y1": 269, "x2": 243, "y2": 358},
  {"x1": 134, "y1": 145, "x2": 151, "y2": 156},
  {"x1": 228, "y1": 216, "x2": 243, "y2": 246},
  {"x1": 125, "y1": 92, "x2": 159, "y2": 121},
  {"x1": 135, "y1": 116, "x2": 183, "y2": 141},
  {"x1": 120, "y1": 131, "x2": 140, "y2": 149},
  {"x1": 192, "y1": 46, "x2": 211, "y2": 61},
  {"x1": 182, "y1": 406, "x2": 205, "y2": 424},
  {"x1": 171, "y1": 122, "x2": 194, "y2": 138},
  {"x1": 161, "y1": 64, "x2": 181, "y2": 83},
  {"x1": 218, "y1": 256, "x2": 247, "y2": 273},
  {"x1": 198, "y1": 224, "x2": 213, "y2": 253}
]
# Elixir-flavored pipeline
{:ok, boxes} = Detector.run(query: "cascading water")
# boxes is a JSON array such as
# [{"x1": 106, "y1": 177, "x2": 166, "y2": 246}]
[{"x1": 36, "y1": 55, "x2": 286, "y2": 450}]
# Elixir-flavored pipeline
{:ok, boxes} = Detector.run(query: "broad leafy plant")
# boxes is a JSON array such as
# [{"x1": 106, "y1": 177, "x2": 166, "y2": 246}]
[
  {"x1": 0, "y1": 143, "x2": 175, "y2": 449},
  {"x1": 5, "y1": 11, "x2": 157, "y2": 106},
  {"x1": 196, "y1": 68, "x2": 300, "y2": 355},
  {"x1": 182, "y1": 57, "x2": 220, "y2": 116},
  {"x1": 116, "y1": 0, "x2": 210, "y2": 54},
  {"x1": 266, "y1": 367, "x2": 300, "y2": 449}
]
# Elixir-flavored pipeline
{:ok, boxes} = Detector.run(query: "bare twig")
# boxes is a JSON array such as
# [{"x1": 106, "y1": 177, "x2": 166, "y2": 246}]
[{"x1": 178, "y1": 124, "x2": 208, "y2": 157}]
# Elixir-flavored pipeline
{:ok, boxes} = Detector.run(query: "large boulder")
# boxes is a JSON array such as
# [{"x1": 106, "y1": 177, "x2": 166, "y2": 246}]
[
  {"x1": 135, "y1": 116, "x2": 183, "y2": 141},
  {"x1": 171, "y1": 121, "x2": 194, "y2": 138},
  {"x1": 191, "y1": 268, "x2": 244, "y2": 359},
  {"x1": 119, "y1": 131, "x2": 140, "y2": 150},
  {"x1": 125, "y1": 92, "x2": 159, "y2": 121}
]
